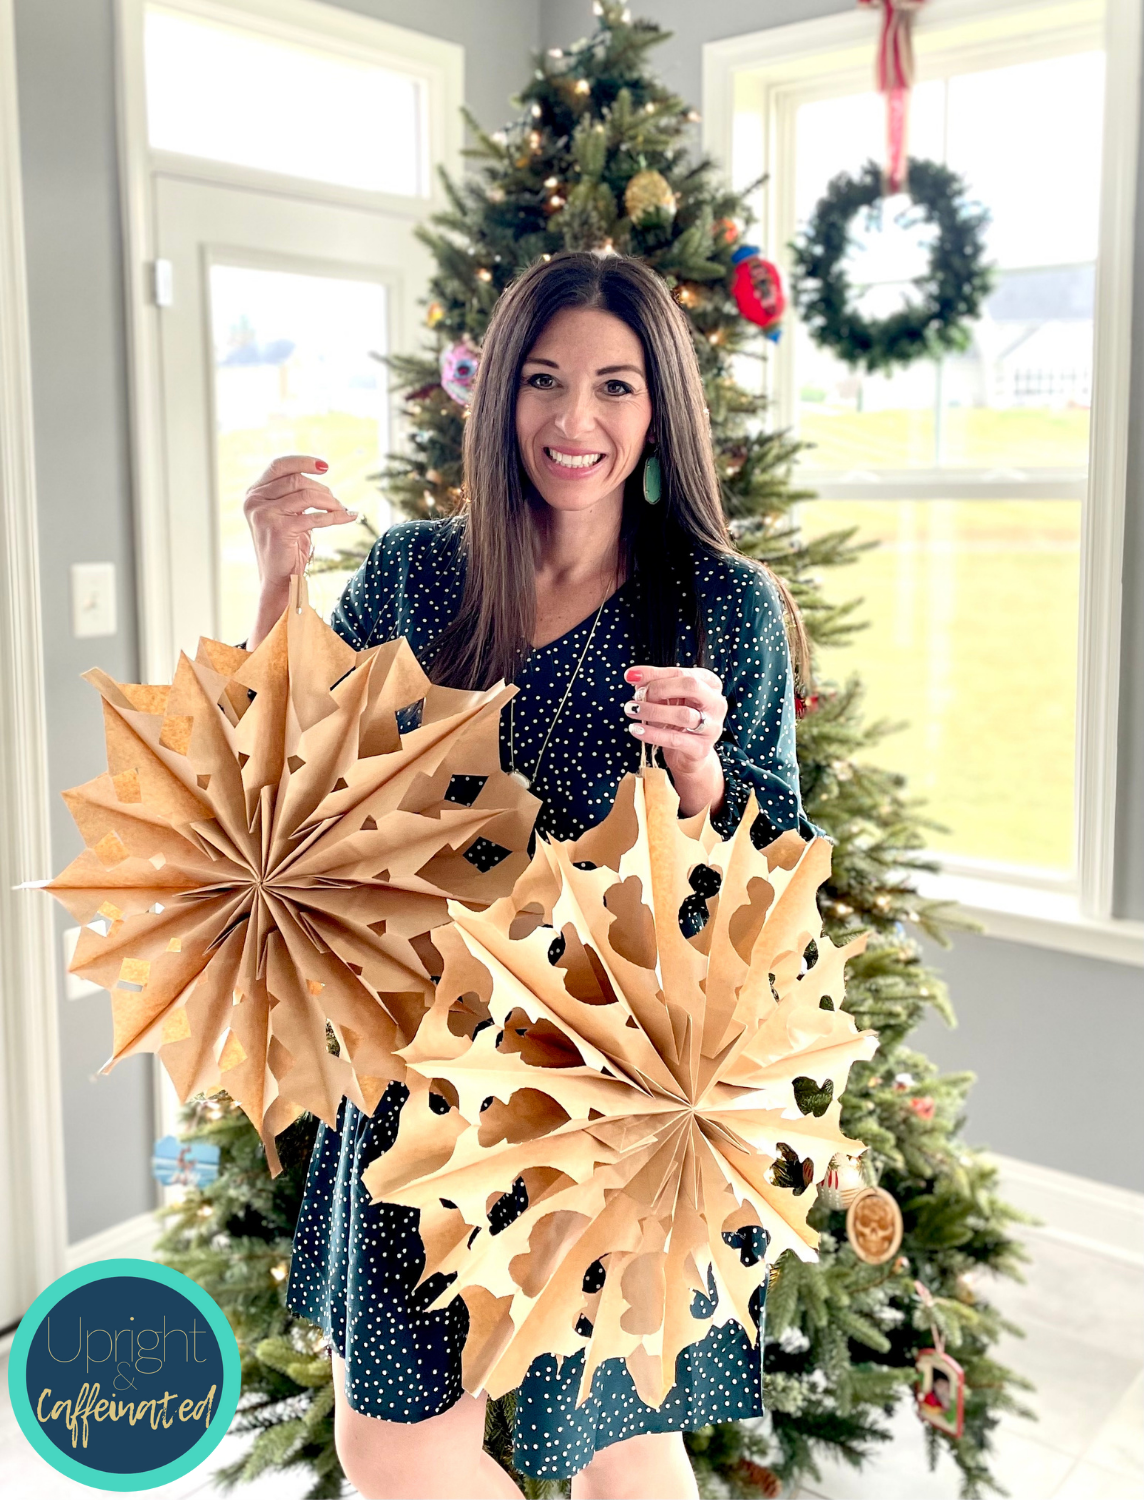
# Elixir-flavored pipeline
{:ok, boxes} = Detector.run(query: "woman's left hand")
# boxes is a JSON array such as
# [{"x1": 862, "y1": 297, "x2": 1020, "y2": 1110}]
[{"x1": 624, "y1": 665, "x2": 728, "y2": 814}]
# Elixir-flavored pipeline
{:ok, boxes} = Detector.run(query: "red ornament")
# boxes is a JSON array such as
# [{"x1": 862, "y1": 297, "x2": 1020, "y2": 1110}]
[
  {"x1": 713, "y1": 216, "x2": 740, "y2": 245},
  {"x1": 909, "y1": 1095, "x2": 936, "y2": 1121},
  {"x1": 730, "y1": 246, "x2": 785, "y2": 338},
  {"x1": 795, "y1": 692, "x2": 820, "y2": 719}
]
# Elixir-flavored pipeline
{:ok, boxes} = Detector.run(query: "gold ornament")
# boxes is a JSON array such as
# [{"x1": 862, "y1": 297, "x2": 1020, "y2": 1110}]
[
  {"x1": 45, "y1": 579, "x2": 538, "y2": 1172},
  {"x1": 624, "y1": 169, "x2": 676, "y2": 228},
  {"x1": 426, "y1": 302, "x2": 445, "y2": 328},
  {"x1": 671, "y1": 282, "x2": 705, "y2": 310},
  {"x1": 365, "y1": 766, "x2": 876, "y2": 1408},
  {"x1": 846, "y1": 1186, "x2": 904, "y2": 1265}
]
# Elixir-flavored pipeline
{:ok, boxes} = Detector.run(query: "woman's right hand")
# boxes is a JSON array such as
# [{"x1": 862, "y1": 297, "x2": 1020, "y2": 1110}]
[{"x1": 243, "y1": 454, "x2": 358, "y2": 645}]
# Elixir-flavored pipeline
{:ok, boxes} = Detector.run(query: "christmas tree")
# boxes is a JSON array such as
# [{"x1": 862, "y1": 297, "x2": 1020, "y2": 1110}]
[{"x1": 158, "y1": 5, "x2": 1028, "y2": 1496}]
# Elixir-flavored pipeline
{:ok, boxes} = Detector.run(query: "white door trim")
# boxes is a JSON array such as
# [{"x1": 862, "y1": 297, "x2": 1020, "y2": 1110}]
[
  {"x1": 114, "y1": 0, "x2": 464, "y2": 682},
  {"x1": 0, "y1": 0, "x2": 69, "y2": 1314},
  {"x1": 702, "y1": 0, "x2": 1142, "y2": 953}
]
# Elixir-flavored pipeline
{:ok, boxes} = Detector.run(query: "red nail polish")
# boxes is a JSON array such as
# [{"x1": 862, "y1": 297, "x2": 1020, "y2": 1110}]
[
  {"x1": 626, "y1": 668, "x2": 643, "y2": 683},
  {"x1": 314, "y1": 460, "x2": 328, "y2": 473}
]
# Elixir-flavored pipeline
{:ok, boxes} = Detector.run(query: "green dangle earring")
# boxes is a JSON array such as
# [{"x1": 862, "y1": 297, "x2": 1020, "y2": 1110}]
[{"x1": 642, "y1": 441, "x2": 662, "y2": 505}]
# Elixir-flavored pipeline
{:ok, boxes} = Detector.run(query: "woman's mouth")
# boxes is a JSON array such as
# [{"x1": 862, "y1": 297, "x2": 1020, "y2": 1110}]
[{"x1": 543, "y1": 446, "x2": 605, "y2": 473}]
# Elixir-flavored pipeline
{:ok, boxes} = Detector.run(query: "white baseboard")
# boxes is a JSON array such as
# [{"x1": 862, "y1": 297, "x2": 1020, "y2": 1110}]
[
  {"x1": 64, "y1": 1210, "x2": 160, "y2": 1272},
  {"x1": 992, "y1": 1153, "x2": 1144, "y2": 1266}
]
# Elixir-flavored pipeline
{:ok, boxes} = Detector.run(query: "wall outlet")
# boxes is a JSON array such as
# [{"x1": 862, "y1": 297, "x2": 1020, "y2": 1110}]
[{"x1": 70, "y1": 562, "x2": 117, "y2": 638}]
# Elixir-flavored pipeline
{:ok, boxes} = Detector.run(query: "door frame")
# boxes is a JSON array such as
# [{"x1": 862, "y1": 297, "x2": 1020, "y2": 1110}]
[
  {"x1": 0, "y1": 0, "x2": 69, "y2": 1317},
  {"x1": 114, "y1": 0, "x2": 463, "y2": 1157},
  {"x1": 115, "y1": 0, "x2": 464, "y2": 682}
]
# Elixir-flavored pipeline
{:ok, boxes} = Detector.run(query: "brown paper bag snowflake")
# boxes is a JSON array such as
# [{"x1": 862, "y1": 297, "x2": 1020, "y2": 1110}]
[
  {"x1": 363, "y1": 765, "x2": 877, "y2": 1408},
  {"x1": 43, "y1": 578, "x2": 538, "y2": 1172}
]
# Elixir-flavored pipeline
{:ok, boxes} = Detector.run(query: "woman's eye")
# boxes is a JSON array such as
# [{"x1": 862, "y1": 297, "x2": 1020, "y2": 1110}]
[
  {"x1": 524, "y1": 372, "x2": 555, "y2": 389},
  {"x1": 604, "y1": 380, "x2": 634, "y2": 396}
]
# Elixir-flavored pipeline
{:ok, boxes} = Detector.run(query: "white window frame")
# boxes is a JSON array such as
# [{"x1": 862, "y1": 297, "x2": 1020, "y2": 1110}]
[
  {"x1": 704, "y1": 0, "x2": 1143, "y2": 965},
  {"x1": 0, "y1": 0, "x2": 69, "y2": 1307},
  {"x1": 115, "y1": 0, "x2": 463, "y2": 684}
]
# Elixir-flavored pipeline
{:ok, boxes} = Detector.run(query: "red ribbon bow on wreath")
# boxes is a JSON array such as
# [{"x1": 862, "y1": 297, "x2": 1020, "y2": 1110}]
[{"x1": 858, "y1": 0, "x2": 926, "y2": 193}]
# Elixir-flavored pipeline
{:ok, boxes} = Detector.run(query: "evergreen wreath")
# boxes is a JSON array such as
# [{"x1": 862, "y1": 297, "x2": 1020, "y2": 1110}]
[{"x1": 791, "y1": 157, "x2": 994, "y2": 375}]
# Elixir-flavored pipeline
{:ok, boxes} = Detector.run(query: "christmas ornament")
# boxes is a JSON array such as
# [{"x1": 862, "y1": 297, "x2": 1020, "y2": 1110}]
[
  {"x1": 364, "y1": 764, "x2": 877, "y2": 1408},
  {"x1": 817, "y1": 1153, "x2": 867, "y2": 1211},
  {"x1": 713, "y1": 217, "x2": 739, "y2": 245},
  {"x1": 916, "y1": 1349, "x2": 966, "y2": 1437},
  {"x1": 791, "y1": 158, "x2": 992, "y2": 374},
  {"x1": 440, "y1": 339, "x2": 481, "y2": 406},
  {"x1": 671, "y1": 282, "x2": 705, "y2": 310},
  {"x1": 624, "y1": 168, "x2": 676, "y2": 228},
  {"x1": 43, "y1": 577, "x2": 537, "y2": 1172},
  {"x1": 425, "y1": 301, "x2": 445, "y2": 328},
  {"x1": 730, "y1": 246, "x2": 785, "y2": 339},
  {"x1": 908, "y1": 1095, "x2": 936, "y2": 1121},
  {"x1": 732, "y1": 1460, "x2": 781, "y2": 1498},
  {"x1": 913, "y1": 1280, "x2": 966, "y2": 1436},
  {"x1": 846, "y1": 1185, "x2": 904, "y2": 1264},
  {"x1": 151, "y1": 1134, "x2": 219, "y2": 1188}
]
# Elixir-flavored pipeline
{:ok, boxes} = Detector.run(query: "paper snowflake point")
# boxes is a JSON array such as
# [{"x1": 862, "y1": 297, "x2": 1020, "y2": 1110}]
[
  {"x1": 46, "y1": 578, "x2": 538, "y2": 1172},
  {"x1": 364, "y1": 766, "x2": 877, "y2": 1407}
]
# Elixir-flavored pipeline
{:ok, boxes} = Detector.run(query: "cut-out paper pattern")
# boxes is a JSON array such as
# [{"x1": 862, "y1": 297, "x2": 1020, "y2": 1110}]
[
  {"x1": 364, "y1": 765, "x2": 877, "y2": 1408},
  {"x1": 44, "y1": 578, "x2": 538, "y2": 1171}
]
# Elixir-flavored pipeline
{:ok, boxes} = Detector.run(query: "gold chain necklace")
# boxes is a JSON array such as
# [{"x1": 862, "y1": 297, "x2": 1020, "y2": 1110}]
[{"x1": 509, "y1": 590, "x2": 610, "y2": 792}]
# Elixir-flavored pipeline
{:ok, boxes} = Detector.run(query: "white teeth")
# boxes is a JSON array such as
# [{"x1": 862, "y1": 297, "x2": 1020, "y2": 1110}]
[{"x1": 546, "y1": 448, "x2": 604, "y2": 469}]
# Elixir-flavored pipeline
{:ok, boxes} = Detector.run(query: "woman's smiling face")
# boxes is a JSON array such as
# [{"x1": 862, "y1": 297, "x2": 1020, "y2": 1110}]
[{"x1": 515, "y1": 306, "x2": 653, "y2": 513}]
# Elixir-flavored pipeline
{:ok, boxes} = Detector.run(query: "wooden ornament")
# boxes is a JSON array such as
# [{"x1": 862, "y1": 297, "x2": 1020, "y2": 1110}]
[
  {"x1": 915, "y1": 1347, "x2": 966, "y2": 1437},
  {"x1": 846, "y1": 1185, "x2": 904, "y2": 1264}
]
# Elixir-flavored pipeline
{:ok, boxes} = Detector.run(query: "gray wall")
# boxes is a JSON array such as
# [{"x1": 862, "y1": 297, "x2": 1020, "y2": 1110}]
[
  {"x1": 10, "y1": 0, "x2": 1142, "y2": 1245},
  {"x1": 14, "y1": 0, "x2": 153, "y2": 1244}
]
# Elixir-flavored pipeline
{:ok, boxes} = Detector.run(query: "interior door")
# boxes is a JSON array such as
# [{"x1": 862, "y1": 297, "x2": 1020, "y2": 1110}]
[{"x1": 153, "y1": 173, "x2": 428, "y2": 653}]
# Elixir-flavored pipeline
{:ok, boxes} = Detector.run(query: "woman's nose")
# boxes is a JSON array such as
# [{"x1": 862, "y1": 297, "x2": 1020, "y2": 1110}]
[{"x1": 552, "y1": 387, "x2": 597, "y2": 438}]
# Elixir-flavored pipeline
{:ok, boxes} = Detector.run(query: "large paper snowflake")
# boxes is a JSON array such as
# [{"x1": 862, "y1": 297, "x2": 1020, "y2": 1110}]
[
  {"x1": 364, "y1": 766, "x2": 877, "y2": 1407},
  {"x1": 45, "y1": 580, "x2": 538, "y2": 1170}
]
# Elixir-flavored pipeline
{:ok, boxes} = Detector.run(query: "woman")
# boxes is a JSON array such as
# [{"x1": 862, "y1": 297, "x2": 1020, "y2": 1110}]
[{"x1": 244, "y1": 250, "x2": 813, "y2": 1500}]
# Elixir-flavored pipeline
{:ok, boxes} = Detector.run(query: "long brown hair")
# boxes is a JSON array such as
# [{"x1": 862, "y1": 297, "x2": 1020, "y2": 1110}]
[{"x1": 427, "y1": 250, "x2": 808, "y2": 689}]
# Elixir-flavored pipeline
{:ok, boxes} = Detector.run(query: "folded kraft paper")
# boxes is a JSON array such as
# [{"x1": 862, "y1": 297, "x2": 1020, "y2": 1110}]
[
  {"x1": 44, "y1": 579, "x2": 538, "y2": 1172},
  {"x1": 364, "y1": 765, "x2": 876, "y2": 1408}
]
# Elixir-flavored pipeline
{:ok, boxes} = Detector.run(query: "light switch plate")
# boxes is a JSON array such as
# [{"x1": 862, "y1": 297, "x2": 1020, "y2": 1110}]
[{"x1": 70, "y1": 562, "x2": 117, "y2": 638}]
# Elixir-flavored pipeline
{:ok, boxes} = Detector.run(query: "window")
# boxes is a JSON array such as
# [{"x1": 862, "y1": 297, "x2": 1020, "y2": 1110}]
[
  {"x1": 790, "y1": 51, "x2": 1102, "y2": 878},
  {"x1": 209, "y1": 264, "x2": 390, "y2": 644},
  {"x1": 144, "y1": 4, "x2": 425, "y2": 194},
  {"x1": 707, "y1": 0, "x2": 1140, "y2": 952}
]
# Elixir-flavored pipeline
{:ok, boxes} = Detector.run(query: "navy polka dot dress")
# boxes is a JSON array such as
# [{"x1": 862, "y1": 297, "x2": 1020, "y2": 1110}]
[{"x1": 286, "y1": 517, "x2": 813, "y2": 1479}]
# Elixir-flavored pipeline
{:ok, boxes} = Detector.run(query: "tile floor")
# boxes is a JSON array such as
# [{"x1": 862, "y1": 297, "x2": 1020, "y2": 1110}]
[{"x1": 2, "y1": 1224, "x2": 1140, "y2": 1499}]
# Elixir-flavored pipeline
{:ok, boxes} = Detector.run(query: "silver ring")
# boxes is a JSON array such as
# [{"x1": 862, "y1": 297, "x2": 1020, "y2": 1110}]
[{"x1": 689, "y1": 708, "x2": 708, "y2": 734}]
